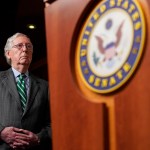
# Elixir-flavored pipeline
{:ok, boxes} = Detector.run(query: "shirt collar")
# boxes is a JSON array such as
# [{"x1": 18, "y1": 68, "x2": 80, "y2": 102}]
[{"x1": 12, "y1": 67, "x2": 29, "y2": 78}]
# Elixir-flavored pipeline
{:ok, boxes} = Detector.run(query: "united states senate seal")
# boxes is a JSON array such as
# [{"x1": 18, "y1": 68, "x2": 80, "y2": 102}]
[{"x1": 76, "y1": 0, "x2": 146, "y2": 94}]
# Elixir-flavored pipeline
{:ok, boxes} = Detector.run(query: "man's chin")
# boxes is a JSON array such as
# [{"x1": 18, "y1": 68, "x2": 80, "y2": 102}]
[{"x1": 19, "y1": 61, "x2": 30, "y2": 66}]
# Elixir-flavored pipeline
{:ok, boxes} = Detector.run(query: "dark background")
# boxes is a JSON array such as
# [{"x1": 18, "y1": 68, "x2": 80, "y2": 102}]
[{"x1": 0, "y1": 0, "x2": 53, "y2": 80}]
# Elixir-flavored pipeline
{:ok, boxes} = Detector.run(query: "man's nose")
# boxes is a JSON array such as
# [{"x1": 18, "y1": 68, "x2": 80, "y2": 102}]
[{"x1": 22, "y1": 45, "x2": 28, "y2": 51}]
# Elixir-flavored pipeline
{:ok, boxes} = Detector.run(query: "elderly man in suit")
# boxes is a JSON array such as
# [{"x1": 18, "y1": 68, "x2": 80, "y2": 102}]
[{"x1": 0, "y1": 33, "x2": 51, "y2": 150}]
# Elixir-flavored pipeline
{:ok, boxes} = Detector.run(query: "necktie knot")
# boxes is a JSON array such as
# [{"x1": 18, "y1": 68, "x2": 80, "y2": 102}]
[{"x1": 19, "y1": 73, "x2": 26, "y2": 79}]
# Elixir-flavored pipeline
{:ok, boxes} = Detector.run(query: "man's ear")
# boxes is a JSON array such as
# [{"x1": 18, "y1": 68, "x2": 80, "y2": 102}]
[{"x1": 5, "y1": 51, "x2": 11, "y2": 59}]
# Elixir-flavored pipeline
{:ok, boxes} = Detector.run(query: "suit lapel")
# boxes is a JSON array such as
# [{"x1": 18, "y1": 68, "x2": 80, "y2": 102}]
[
  {"x1": 1, "y1": 69, "x2": 22, "y2": 110},
  {"x1": 24, "y1": 75, "x2": 39, "y2": 113}
]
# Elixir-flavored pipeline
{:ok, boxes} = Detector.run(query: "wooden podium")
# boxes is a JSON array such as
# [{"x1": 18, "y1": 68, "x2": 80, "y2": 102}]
[{"x1": 44, "y1": 0, "x2": 150, "y2": 150}]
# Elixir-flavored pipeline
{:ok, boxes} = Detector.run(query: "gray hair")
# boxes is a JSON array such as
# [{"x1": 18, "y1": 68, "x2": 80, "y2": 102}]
[{"x1": 4, "y1": 32, "x2": 33, "y2": 65}]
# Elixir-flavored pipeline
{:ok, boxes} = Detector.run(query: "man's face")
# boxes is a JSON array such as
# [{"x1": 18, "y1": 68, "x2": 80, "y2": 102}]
[{"x1": 6, "y1": 36, "x2": 33, "y2": 68}]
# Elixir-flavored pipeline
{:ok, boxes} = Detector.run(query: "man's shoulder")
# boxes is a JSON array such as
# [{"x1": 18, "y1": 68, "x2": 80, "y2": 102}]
[
  {"x1": 0, "y1": 69, "x2": 12, "y2": 83},
  {"x1": 0, "y1": 69, "x2": 10, "y2": 78},
  {"x1": 30, "y1": 74, "x2": 48, "y2": 84}
]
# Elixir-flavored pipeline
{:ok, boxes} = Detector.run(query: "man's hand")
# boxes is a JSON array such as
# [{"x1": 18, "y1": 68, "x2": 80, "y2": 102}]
[
  {"x1": 0, "y1": 127, "x2": 39, "y2": 149},
  {"x1": 14, "y1": 129, "x2": 40, "y2": 148}
]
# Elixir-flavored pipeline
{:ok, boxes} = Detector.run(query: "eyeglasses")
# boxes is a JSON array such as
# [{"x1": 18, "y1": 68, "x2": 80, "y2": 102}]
[{"x1": 12, "y1": 43, "x2": 33, "y2": 51}]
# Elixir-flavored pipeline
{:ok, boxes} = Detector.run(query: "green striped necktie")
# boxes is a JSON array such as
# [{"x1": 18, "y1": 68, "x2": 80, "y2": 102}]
[{"x1": 17, "y1": 74, "x2": 27, "y2": 111}]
